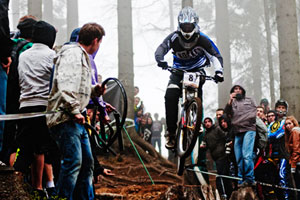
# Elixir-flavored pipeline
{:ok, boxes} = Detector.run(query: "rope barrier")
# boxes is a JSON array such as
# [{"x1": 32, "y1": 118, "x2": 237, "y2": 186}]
[
  {"x1": 0, "y1": 110, "x2": 60, "y2": 121},
  {"x1": 186, "y1": 167, "x2": 300, "y2": 192},
  {"x1": 122, "y1": 126, "x2": 155, "y2": 185},
  {"x1": 0, "y1": 110, "x2": 137, "y2": 130}
]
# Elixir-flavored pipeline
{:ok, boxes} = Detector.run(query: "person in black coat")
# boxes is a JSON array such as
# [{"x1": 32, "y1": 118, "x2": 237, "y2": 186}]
[
  {"x1": 201, "y1": 117, "x2": 233, "y2": 199},
  {"x1": 0, "y1": 0, "x2": 13, "y2": 164}
]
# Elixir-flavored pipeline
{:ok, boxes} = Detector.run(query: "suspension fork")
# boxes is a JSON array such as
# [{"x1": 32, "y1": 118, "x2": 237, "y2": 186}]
[{"x1": 180, "y1": 87, "x2": 187, "y2": 128}]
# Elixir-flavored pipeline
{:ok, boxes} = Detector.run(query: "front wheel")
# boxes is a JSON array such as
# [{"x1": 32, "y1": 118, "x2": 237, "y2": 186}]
[{"x1": 176, "y1": 97, "x2": 203, "y2": 158}]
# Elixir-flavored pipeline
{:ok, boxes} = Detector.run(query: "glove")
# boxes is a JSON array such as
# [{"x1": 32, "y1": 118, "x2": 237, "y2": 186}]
[
  {"x1": 291, "y1": 168, "x2": 296, "y2": 173},
  {"x1": 214, "y1": 72, "x2": 224, "y2": 83},
  {"x1": 157, "y1": 61, "x2": 168, "y2": 70}
]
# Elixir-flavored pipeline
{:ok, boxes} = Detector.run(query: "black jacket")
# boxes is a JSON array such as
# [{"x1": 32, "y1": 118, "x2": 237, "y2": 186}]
[
  {"x1": 0, "y1": 0, "x2": 13, "y2": 63},
  {"x1": 203, "y1": 125, "x2": 227, "y2": 161}
]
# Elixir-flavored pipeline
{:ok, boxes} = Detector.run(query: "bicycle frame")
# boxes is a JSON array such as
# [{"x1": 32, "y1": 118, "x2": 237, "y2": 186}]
[
  {"x1": 167, "y1": 67, "x2": 215, "y2": 175},
  {"x1": 168, "y1": 68, "x2": 213, "y2": 144},
  {"x1": 180, "y1": 71, "x2": 204, "y2": 129}
]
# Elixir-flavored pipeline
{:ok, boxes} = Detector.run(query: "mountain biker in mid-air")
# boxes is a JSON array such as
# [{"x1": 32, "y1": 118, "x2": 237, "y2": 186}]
[{"x1": 154, "y1": 6, "x2": 224, "y2": 149}]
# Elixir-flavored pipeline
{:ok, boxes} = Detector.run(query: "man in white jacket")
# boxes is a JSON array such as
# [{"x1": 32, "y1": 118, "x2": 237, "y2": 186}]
[{"x1": 47, "y1": 23, "x2": 105, "y2": 200}]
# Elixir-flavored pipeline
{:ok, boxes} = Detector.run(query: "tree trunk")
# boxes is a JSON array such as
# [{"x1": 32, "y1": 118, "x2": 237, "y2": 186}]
[
  {"x1": 117, "y1": 0, "x2": 134, "y2": 120},
  {"x1": 52, "y1": 0, "x2": 67, "y2": 45},
  {"x1": 263, "y1": 0, "x2": 275, "y2": 107},
  {"x1": 27, "y1": 0, "x2": 42, "y2": 20},
  {"x1": 168, "y1": 0, "x2": 175, "y2": 31},
  {"x1": 275, "y1": 0, "x2": 300, "y2": 119},
  {"x1": 43, "y1": 0, "x2": 53, "y2": 25},
  {"x1": 215, "y1": 0, "x2": 232, "y2": 108},
  {"x1": 66, "y1": 0, "x2": 78, "y2": 40},
  {"x1": 249, "y1": 0, "x2": 262, "y2": 103},
  {"x1": 11, "y1": 0, "x2": 19, "y2": 30},
  {"x1": 182, "y1": 0, "x2": 193, "y2": 8}
]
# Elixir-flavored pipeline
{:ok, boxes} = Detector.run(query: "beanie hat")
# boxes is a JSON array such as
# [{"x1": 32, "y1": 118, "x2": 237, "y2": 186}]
[
  {"x1": 32, "y1": 21, "x2": 56, "y2": 49},
  {"x1": 260, "y1": 98, "x2": 269, "y2": 106},
  {"x1": 203, "y1": 117, "x2": 213, "y2": 124},
  {"x1": 17, "y1": 18, "x2": 37, "y2": 39}
]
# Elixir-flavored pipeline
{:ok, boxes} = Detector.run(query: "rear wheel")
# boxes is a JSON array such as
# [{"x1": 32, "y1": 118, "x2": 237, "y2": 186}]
[
  {"x1": 101, "y1": 78, "x2": 128, "y2": 151},
  {"x1": 176, "y1": 97, "x2": 203, "y2": 158}
]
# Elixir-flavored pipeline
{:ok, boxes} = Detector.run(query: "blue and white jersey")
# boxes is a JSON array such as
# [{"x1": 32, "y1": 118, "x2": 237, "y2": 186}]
[
  {"x1": 268, "y1": 119, "x2": 286, "y2": 139},
  {"x1": 155, "y1": 31, "x2": 223, "y2": 72}
]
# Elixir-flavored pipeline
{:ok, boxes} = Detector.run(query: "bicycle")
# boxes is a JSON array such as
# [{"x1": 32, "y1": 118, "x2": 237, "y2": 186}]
[
  {"x1": 84, "y1": 77, "x2": 128, "y2": 155},
  {"x1": 166, "y1": 67, "x2": 215, "y2": 175}
]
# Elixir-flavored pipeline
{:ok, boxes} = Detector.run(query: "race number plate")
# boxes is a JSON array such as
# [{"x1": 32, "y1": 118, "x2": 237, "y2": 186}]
[{"x1": 183, "y1": 72, "x2": 199, "y2": 88}]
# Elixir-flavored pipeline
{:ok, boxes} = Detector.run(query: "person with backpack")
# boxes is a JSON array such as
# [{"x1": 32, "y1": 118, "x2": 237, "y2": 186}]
[{"x1": 14, "y1": 20, "x2": 57, "y2": 198}]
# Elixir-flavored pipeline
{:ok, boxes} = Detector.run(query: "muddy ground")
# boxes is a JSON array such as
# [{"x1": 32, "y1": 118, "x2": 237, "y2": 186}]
[
  {"x1": 94, "y1": 154, "x2": 184, "y2": 199},
  {"x1": 0, "y1": 153, "x2": 187, "y2": 200}
]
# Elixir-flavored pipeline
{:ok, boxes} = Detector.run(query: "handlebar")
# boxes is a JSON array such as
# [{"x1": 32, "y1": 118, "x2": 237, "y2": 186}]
[{"x1": 166, "y1": 66, "x2": 216, "y2": 82}]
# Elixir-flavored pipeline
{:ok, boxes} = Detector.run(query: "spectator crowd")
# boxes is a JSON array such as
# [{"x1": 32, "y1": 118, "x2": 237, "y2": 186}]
[
  {"x1": 0, "y1": 7, "x2": 114, "y2": 199},
  {"x1": 198, "y1": 84, "x2": 300, "y2": 200},
  {"x1": 134, "y1": 86, "x2": 165, "y2": 154}
]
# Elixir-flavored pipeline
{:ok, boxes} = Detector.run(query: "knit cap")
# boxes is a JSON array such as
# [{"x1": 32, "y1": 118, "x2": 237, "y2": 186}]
[
  {"x1": 32, "y1": 20, "x2": 56, "y2": 49},
  {"x1": 17, "y1": 18, "x2": 37, "y2": 39}
]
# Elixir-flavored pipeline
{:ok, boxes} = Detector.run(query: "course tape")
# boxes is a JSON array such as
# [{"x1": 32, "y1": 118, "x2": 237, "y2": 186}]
[
  {"x1": 105, "y1": 118, "x2": 135, "y2": 132},
  {"x1": 0, "y1": 110, "x2": 60, "y2": 121},
  {"x1": 0, "y1": 111, "x2": 137, "y2": 129},
  {"x1": 186, "y1": 168, "x2": 300, "y2": 192}
]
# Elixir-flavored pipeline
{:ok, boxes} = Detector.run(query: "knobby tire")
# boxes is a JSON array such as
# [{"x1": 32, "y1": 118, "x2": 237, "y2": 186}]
[{"x1": 176, "y1": 97, "x2": 203, "y2": 158}]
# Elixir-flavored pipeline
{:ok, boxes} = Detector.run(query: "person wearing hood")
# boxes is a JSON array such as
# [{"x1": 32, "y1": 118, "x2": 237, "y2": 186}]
[
  {"x1": 200, "y1": 117, "x2": 233, "y2": 199},
  {"x1": 224, "y1": 84, "x2": 257, "y2": 188},
  {"x1": 15, "y1": 20, "x2": 57, "y2": 198}
]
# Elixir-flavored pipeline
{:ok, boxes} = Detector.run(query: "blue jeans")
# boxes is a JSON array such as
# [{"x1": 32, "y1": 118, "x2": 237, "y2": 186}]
[
  {"x1": 234, "y1": 130, "x2": 256, "y2": 184},
  {"x1": 151, "y1": 137, "x2": 161, "y2": 154},
  {"x1": 0, "y1": 66, "x2": 7, "y2": 152},
  {"x1": 52, "y1": 121, "x2": 94, "y2": 200}
]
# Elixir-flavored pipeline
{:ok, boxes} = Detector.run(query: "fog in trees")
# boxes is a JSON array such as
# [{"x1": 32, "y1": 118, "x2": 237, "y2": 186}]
[{"x1": 8, "y1": 0, "x2": 300, "y2": 119}]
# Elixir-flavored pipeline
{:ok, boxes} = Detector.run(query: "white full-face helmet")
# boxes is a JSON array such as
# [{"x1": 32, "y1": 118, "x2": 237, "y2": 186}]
[{"x1": 178, "y1": 6, "x2": 199, "y2": 40}]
